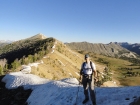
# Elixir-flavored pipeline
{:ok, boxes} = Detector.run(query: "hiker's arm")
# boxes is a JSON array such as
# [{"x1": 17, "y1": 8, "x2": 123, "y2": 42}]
[
  {"x1": 92, "y1": 62, "x2": 97, "y2": 78},
  {"x1": 79, "y1": 64, "x2": 83, "y2": 82},
  {"x1": 79, "y1": 71, "x2": 83, "y2": 84},
  {"x1": 79, "y1": 74, "x2": 82, "y2": 81},
  {"x1": 79, "y1": 69, "x2": 83, "y2": 80},
  {"x1": 93, "y1": 70, "x2": 97, "y2": 78}
]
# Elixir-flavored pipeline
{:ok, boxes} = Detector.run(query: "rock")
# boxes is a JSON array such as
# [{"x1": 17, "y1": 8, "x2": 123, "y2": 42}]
[{"x1": 130, "y1": 97, "x2": 140, "y2": 105}]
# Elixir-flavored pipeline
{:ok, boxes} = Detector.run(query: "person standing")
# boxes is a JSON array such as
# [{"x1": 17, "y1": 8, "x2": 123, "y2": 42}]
[{"x1": 79, "y1": 54, "x2": 97, "y2": 105}]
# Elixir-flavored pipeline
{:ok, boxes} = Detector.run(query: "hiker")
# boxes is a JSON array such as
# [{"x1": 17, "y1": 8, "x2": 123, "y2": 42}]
[{"x1": 79, "y1": 54, "x2": 97, "y2": 105}]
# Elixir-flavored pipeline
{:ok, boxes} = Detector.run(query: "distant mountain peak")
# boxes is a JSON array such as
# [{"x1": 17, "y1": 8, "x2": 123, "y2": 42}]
[
  {"x1": 0, "y1": 40, "x2": 14, "y2": 43},
  {"x1": 29, "y1": 33, "x2": 47, "y2": 40}
]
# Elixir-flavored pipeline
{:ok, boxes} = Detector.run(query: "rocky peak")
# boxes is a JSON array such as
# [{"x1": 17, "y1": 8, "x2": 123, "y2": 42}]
[{"x1": 29, "y1": 33, "x2": 47, "y2": 40}]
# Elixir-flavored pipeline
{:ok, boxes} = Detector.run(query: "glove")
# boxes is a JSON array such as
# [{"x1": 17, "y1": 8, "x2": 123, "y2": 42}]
[
  {"x1": 94, "y1": 78, "x2": 97, "y2": 82},
  {"x1": 79, "y1": 77, "x2": 82, "y2": 85}
]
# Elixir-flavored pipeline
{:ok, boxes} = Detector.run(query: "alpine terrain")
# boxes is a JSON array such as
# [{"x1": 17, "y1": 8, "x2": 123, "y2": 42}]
[{"x1": 0, "y1": 34, "x2": 140, "y2": 105}]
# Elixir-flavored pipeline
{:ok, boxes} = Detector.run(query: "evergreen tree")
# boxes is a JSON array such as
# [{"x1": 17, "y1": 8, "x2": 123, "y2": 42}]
[
  {"x1": 0, "y1": 66, "x2": 3, "y2": 75},
  {"x1": 11, "y1": 59, "x2": 21, "y2": 71},
  {"x1": 0, "y1": 58, "x2": 7, "y2": 75},
  {"x1": 28, "y1": 55, "x2": 33, "y2": 63}
]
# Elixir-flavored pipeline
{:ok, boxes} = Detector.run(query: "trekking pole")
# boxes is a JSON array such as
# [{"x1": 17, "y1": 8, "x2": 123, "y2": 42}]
[
  {"x1": 74, "y1": 82, "x2": 80, "y2": 105},
  {"x1": 94, "y1": 78, "x2": 97, "y2": 105},
  {"x1": 93, "y1": 78, "x2": 97, "y2": 105}
]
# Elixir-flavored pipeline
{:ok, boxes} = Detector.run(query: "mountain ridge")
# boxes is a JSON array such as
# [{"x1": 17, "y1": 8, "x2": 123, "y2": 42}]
[
  {"x1": 65, "y1": 42, "x2": 139, "y2": 59},
  {"x1": 115, "y1": 42, "x2": 140, "y2": 55}
]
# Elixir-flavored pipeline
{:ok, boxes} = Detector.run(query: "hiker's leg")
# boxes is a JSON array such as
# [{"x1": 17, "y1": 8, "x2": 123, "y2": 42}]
[
  {"x1": 89, "y1": 79, "x2": 96, "y2": 104},
  {"x1": 82, "y1": 78, "x2": 89, "y2": 99}
]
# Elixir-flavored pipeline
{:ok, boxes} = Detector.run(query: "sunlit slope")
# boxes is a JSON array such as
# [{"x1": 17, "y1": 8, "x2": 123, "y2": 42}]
[
  {"x1": 89, "y1": 52, "x2": 140, "y2": 86},
  {"x1": 31, "y1": 40, "x2": 105, "y2": 80},
  {"x1": 31, "y1": 40, "x2": 83, "y2": 80}
]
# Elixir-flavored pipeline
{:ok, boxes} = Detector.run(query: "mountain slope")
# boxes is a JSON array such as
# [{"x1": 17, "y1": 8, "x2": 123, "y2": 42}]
[
  {"x1": 0, "y1": 34, "x2": 105, "y2": 81},
  {"x1": 0, "y1": 35, "x2": 54, "y2": 64},
  {"x1": 65, "y1": 42, "x2": 139, "y2": 58},
  {"x1": 30, "y1": 40, "x2": 105, "y2": 80},
  {"x1": 28, "y1": 38, "x2": 110, "y2": 81},
  {"x1": 116, "y1": 42, "x2": 140, "y2": 55}
]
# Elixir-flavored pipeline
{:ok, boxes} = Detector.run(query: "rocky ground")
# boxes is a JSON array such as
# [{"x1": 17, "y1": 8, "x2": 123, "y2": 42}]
[{"x1": 0, "y1": 75, "x2": 32, "y2": 105}]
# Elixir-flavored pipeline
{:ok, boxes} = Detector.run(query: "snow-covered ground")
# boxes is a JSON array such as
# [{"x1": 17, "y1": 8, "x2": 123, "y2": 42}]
[
  {"x1": 21, "y1": 61, "x2": 44, "y2": 73},
  {"x1": 21, "y1": 65, "x2": 31, "y2": 74},
  {"x1": 1, "y1": 72, "x2": 140, "y2": 105}
]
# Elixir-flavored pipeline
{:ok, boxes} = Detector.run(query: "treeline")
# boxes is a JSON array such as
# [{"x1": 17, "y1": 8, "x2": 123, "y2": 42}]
[{"x1": 0, "y1": 38, "x2": 55, "y2": 75}]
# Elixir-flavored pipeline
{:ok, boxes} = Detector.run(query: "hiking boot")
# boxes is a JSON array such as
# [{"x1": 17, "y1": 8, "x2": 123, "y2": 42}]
[
  {"x1": 82, "y1": 98, "x2": 89, "y2": 104},
  {"x1": 92, "y1": 101, "x2": 96, "y2": 105}
]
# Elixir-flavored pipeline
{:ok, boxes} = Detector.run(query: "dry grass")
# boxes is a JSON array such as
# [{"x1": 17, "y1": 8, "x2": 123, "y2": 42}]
[
  {"x1": 118, "y1": 77, "x2": 140, "y2": 86},
  {"x1": 30, "y1": 41, "x2": 86, "y2": 80},
  {"x1": 30, "y1": 40, "x2": 140, "y2": 86}
]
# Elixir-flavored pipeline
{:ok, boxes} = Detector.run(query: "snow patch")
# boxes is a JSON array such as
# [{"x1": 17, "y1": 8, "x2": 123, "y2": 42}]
[
  {"x1": 2, "y1": 72, "x2": 49, "y2": 89},
  {"x1": 21, "y1": 61, "x2": 43, "y2": 74},
  {"x1": 21, "y1": 65, "x2": 31, "y2": 74},
  {"x1": 51, "y1": 50, "x2": 54, "y2": 53},
  {"x1": 40, "y1": 60, "x2": 44, "y2": 64},
  {"x1": 2, "y1": 72, "x2": 140, "y2": 105},
  {"x1": 52, "y1": 45, "x2": 55, "y2": 48},
  {"x1": 43, "y1": 56, "x2": 49, "y2": 58},
  {"x1": 96, "y1": 86, "x2": 140, "y2": 105},
  {"x1": 28, "y1": 63, "x2": 40, "y2": 67},
  {"x1": 61, "y1": 78, "x2": 79, "y2": 85}
]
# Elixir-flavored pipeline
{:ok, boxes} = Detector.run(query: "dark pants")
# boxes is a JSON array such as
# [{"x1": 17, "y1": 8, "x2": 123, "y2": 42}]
[{"x1": 82, "y1": 76, "x2": 96, "y2": 104}]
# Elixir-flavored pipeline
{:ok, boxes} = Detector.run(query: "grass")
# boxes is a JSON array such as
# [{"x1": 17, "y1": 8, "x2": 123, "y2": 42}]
[
  {"x1": 30, "y1": 41, "x2": 85, "y2": 80},
  {"x1": 90, "y1": 53, "x2": 140, "y2": 86},
  {"x1": 118, "y1": 77, "x2": 140, "y2": 86},
  {"x1": 30, "y1": 41, "x2": 140, "y2": 86}
]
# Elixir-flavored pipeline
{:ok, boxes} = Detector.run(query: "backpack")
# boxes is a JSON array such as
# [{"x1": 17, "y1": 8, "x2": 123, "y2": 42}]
[{"x1": 82, "y1": 61, "x2": 94, "y2": 75}]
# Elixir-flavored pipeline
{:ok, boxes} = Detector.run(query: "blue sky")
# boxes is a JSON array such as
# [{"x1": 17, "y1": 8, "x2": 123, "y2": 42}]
[{"x1": 0, "y1": 0, "x2": 140, "y2": 43}]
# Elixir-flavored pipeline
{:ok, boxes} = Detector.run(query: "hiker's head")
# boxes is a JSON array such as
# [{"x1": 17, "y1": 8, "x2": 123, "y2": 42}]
[{"x1": 85, "y1": 54, "x2": 90, "y2": 61}]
